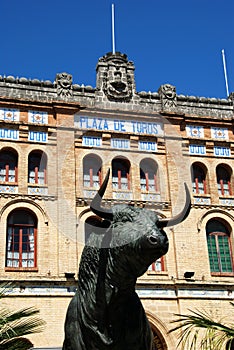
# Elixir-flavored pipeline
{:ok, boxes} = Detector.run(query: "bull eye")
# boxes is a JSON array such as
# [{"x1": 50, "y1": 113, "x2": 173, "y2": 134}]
[{"x1": 121, "y1": 215, "x2": 130, "y2": 222}]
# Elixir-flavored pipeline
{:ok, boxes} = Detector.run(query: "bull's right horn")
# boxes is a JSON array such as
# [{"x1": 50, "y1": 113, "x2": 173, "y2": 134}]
[
  {"x1": 90, "y1": 168, "x2": 113, "y2": 220},
  {"x1": 157, "y1": 183, "x2": 191, "y2": 228}
]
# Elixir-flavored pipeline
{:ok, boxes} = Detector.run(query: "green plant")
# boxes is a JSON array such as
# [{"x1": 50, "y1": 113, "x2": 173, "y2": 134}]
[
  {"x1": 0, "y1": 283, "x2": 45, "y2": 350},
  {"x1": 169, "y1": 303, "x2": 234, "y2": 350}
]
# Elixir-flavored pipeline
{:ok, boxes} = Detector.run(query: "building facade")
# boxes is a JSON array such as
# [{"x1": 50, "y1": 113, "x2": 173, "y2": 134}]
[{"x1": 0, "y1": 52, "x2": 233, "y2": 349}]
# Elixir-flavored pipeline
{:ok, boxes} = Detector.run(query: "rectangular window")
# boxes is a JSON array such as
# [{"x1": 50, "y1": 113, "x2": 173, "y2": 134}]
[
  {"x1": 112, "y1": 171, "x2": 130, "y2": 190},
  {"x1": 140, "y1": 174, "x2": 158, "y2": 192},
  {"x1": 0, "y1": 165, "x2": 17, "y2": 183},
  {"x1": 29, "y1": 168, "x2": 46, "y2": 184},
  {"x1": 192, "y1": 178, "x2": 206, "y2": 194},
  {"x1": 217, "y1": 180, "x2": 232, "y2": 196},
  {"x1": 148, "y1": 257, "x2": 164, "y2": 272},
  {"x1": 83, "y1": 170, "x2": 101, "y2": 188},
  {"x1": 6, "y1": 226, "x2": 36, "y2": 268}
]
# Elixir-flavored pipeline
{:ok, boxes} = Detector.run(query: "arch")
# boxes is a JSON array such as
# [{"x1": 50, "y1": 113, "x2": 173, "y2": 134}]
[
  {"x1": 140, "y1": 158, "x2": 159, "y2": 192},
  {"x1": 83, "y1": 154, "x2": 102, "y2": 188},
  {"x1": 197, "y1": 209, "x2": 234, "y2": 232},
  {"x1": 0, "y1": 146, "x2": 19, "y2": 154},
  {"x1": 28, "y1": 150, "x2": 47, "y2": 185},
  {"x1": 0, "y1": 147, "x2": 19, "y2": 183},
  {"x1": 6, "y1": 208, "x2": 38, "y2": 269},
  {"x1": 0, "y1": 199, "x2": 49, "y2": 224},
  {"x1": 216, "y1": 163, "x2": 233, "y2": 196},
  {"x1": 77, "y1": 208, "x2": 96, "y2": 246},
  {"x1": 191, "y1": 161, "x2": 209, "y2": 194},
  {"x1": 206, "y1": 218, "x2": 233, "y2": 274},
  {"x1": 112, "y1": 156, "x2": 131, "y2": 190},
  {"x1": 146, "y1": 311, "x2": 174, "y2": 350}
]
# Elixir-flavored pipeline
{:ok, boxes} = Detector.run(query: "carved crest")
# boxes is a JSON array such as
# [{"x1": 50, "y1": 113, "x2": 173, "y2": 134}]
[
  {"x1": 96, "y1": 52, "x2": 135, "y2": 102},
  {"x1": 103, "y1": 67, "x2": 132, "y2": 101},
  {"x1": 56, "y1": 72, "x2": 73, "y2": 97}
]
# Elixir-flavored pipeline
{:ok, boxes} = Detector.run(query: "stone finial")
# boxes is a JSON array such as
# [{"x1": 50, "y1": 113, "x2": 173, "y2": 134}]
[
  {"x1": 56, "y1": 72, "x2": 73, "y2": 97},
  {"x1": 158, "y1": 83, "x2": 177, "y2": 111},
  {"x1": 96, "y1": 52, "x2": 135, "y2": 102},
  {"x1": 228, "y1": 92, "x2": 234, "y2": 101}
]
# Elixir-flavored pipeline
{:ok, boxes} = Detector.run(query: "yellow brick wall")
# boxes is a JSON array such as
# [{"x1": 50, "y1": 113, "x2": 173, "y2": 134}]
[{"x1": 0, "y1": 101, "x2": 233, "y2": 349}]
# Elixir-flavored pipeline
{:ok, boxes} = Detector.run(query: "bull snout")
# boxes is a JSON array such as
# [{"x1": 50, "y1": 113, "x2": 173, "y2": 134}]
[
  {"x1": 148, "y1": 235, "x2": 160, "y2": 245},
  {"x1": 147, "y1": 234, "x2": 168, "y2": 247}
]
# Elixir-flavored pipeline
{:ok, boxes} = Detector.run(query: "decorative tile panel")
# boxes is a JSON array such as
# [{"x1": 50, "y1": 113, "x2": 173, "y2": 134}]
[
  {"x1": 113, "y1": 191, "x2": 133, "y2": 200},
  {"x1": 178, "y1": 289, "x2": 233, "y2": 298},
  {"x1": 214, "y1": 146, "x2": 231, "y2": 157},
  {"x1": 219, "y1": 198, "x2": 234, "y2": 206},
  {"x1": 82, "y1": 136, "x2": 102, "y2": 147},
  {"x1": 136, "y1": 289, "x2": 175, "y2": 298},
  {"x1": 193, "y1": 196, "x2": 211, "y2": 205},
  {"x1": 138, "y1": 141, "x2": 157, "y2": 152},
  {"x1": 0, "y1": 108, "x2": 20, "y2": 122},
  {"x1": 0, "y1": 185, "x2": 18, "y2": 194},
  {"x1": 28, "y1": 186, "x2": 48, "y2": 195},
  {"x1": 0, "y1": 128, "x2": 19, "y2": 140},
  {"x1": 28, "y1": 131, "x2": 47, "y2": 143},
  {"x1": 189, "y1": 144, "x2": 206, "y2": 155},
  {"x1": 111, "y1": 138, "x2": 130, "y2": 149},
  {"x1": 28, "y1": 111, "x2": 48, "y2": 124},
  {"x1": 186, "y1": 125, "x2": 204, "y2": 138},
  {"x1": 141, "y1": 193, "x2": 161, "y2": 201},
  {"x1": 211, "y1": 127, "x2": 228, "y2": 140},
  {"x1": 83, "y1": 189, "x2": 98, "y2": 198},
  {"x1": 75, "y1": 115, "x2": 164, "y2": 136}
]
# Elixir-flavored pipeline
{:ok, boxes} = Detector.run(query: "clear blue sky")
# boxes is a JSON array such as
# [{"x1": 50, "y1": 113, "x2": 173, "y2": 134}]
[{"x1": 1, "y1": 0, "x2": 234, "y2": 98}]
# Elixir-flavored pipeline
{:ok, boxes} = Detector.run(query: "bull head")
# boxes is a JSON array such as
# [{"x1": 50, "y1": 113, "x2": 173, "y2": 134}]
[{"x1": 90, "y1": 169, "x2": 191, "y2": 227}]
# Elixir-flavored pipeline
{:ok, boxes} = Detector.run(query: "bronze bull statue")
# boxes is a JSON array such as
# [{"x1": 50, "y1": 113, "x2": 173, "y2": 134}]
[{"x1": 63, "y1": 170, "x2": 191, "y2": 349}]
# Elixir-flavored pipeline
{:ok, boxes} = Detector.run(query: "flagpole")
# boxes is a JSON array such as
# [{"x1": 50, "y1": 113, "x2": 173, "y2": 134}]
[
  {"x1": 222, "y1": 49, "x2": 229, "y2": 97},
  {"x1": 112, "y1": 4, "x2": 116, "y2": 54}
]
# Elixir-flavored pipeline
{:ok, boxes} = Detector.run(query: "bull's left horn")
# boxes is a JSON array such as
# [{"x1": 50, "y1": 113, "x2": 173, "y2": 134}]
[
  {"x1": 158, "y1": 183, "x2": 191, "y2": 228},
  {"x1": 90, "y1": 169, "x2": 113, "y2": 220}
]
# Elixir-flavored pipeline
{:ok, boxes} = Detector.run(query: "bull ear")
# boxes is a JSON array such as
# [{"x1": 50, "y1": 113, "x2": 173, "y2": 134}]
[
  {"x1": 90, "y1": 169, "x2": 113, "y2": 220},
  {"x1": 158, "y1": 183, "x2": 191, "y2": 228}
]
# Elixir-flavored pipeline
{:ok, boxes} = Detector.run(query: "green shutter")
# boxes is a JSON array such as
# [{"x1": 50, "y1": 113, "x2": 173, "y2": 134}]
[
  {"x1": 207, "y1": 235, "x2": 219, "y2": 272},
  {"x1": 218, "y1": 236, "x2": 233, "y2": 272}
]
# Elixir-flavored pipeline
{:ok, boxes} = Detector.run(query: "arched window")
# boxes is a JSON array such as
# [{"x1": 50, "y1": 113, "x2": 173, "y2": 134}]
[
  {"x1": 206, "y1": 219, "x2": 233, "y2": 274},
  {"x1": 0, "y1": 149, "x2": 18, "y2": 183},
  {"x1": 83, "y1": 155, "x2": 102, "y2": 188},
  {"x1": 112, "y1": 157, "x2": 131, "y2": 190},
  {"x1": 140, "y1": 158, "x2": 159, "y2": 192},
  {"x1": 216, "y1": 164, "x2": 232, "y2": 196},
  {"x1": 191, "y1": 163, "x2": 208, "y2": 194},
  {"x1": 28, "y1": 151, "x2": 47, "y2": 185},
  {"x1": 6, "y1": 209, "x2": 37, "y2": 269}
]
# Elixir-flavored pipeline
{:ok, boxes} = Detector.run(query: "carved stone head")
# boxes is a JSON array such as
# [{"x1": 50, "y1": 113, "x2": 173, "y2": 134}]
[
  {"x1": 158, "y1": 83, "x2": 177, "y2": 111},
  {"x1": 56, "y1": 72, "x2": 73, "y2": 98}
]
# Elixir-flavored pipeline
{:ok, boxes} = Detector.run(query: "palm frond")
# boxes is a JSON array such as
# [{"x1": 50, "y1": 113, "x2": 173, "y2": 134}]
[
  {"x1": 0, "y1": 283, "x2": 13, "y2": 299},
  {"x1": 170, "y1": 304, "x2": 234, "y2": 349},
  {"x1": 0, "y1": 336, "x2": 33, "y2": 350},
  {"x1": 0, "y1": 283, "x2": 45, "y2": 348}
]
